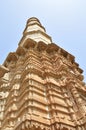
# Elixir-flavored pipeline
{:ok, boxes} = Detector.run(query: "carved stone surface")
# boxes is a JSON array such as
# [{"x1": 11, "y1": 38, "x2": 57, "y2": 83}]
[{"x1": 0, "y1": 17, "x2": 86, "y2": 130}]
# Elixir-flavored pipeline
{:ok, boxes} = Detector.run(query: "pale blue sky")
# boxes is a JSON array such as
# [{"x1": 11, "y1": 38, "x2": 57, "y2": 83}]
[{"x1": 0, "y1": 0, "x2": 86, "y2": 82}]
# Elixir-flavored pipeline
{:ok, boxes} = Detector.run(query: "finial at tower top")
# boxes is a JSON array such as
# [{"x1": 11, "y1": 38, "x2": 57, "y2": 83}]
[
  {"x1": 27, "y1": 17, "x2": 42, "y2": 26},
  {"x1": 26, "y1": 17, "x2": 46, "y2": 32},
  {"x1": 20, "y1": 17, "x2": 52, "y2": 46}
]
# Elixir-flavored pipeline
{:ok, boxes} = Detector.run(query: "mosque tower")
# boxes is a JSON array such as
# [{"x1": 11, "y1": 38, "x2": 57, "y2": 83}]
[{"x1": 0, "y1": 17, "x2": 86, "y2": 130}]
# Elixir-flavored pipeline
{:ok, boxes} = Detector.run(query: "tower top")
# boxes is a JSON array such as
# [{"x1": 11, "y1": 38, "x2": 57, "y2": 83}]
[
  {"x1": 19, "y1": 17, "x2": 52, "y2": 46},
  {"x1": 27, "y1": 17, "x2": 44, "y2": 28},
  {"x1": 26, "y1": 17, "x2": 46, "y2": 33}
]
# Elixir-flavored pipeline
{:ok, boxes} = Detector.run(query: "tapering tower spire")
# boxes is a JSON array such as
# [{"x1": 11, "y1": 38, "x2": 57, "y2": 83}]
[
  {"x1": 1, "y1": 17, "x2": 86, "y2": 130},
  {"x1": 19, "y1": 17, "x2": 52, "y2": 46}
]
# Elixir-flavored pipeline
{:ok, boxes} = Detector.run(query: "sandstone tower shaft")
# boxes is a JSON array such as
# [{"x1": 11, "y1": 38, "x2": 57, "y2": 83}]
[{"x1": 0, "y1": 17, "x2": 86, "y2": 130}]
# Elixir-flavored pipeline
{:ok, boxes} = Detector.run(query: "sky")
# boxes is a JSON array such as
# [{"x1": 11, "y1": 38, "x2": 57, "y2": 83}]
[{"x1": 0, "y1": 0, "x2": 86, "y2": 82}]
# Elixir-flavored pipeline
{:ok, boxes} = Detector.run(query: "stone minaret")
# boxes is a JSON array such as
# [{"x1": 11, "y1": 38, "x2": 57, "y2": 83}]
[{"x1": 0, "y1": 17, "x2": 86, "y2": 130}]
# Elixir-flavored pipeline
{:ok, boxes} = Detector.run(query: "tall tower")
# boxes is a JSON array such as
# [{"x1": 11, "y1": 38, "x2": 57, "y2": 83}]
[{"x1": 0, "y1": 17, "x2": 86, "y2": 130}]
